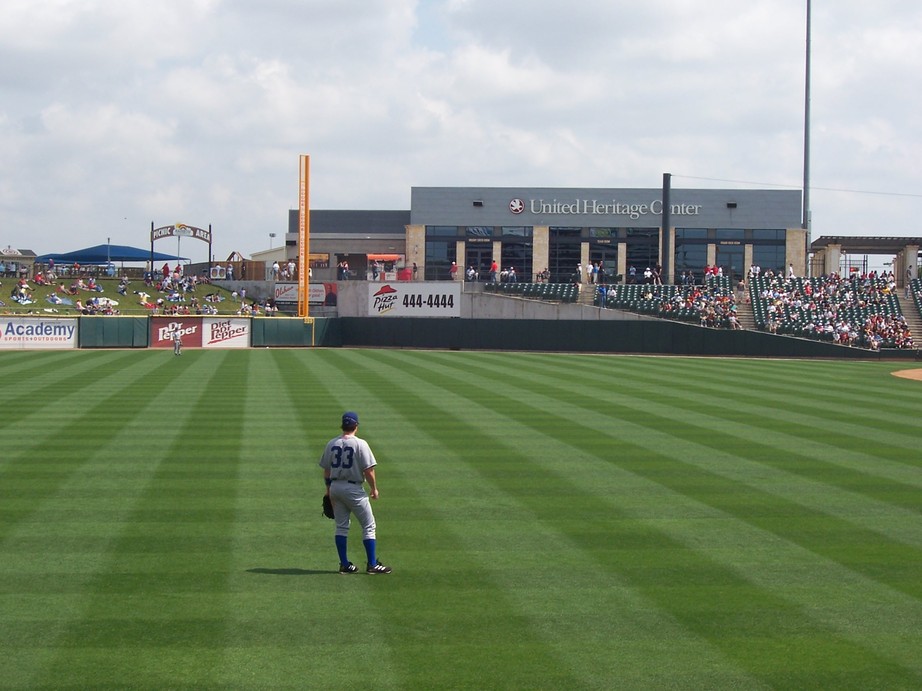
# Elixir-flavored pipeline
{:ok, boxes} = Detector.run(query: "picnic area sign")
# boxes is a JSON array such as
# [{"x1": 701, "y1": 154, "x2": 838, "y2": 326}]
[{"x1": 150, "y1": 222, "x2": 213, "y2": 270}]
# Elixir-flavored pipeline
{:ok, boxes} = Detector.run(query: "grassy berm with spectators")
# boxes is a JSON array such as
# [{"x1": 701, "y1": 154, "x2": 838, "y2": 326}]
[{"x1": 1, "y1": 276, "x2": 242, "y2": 316}]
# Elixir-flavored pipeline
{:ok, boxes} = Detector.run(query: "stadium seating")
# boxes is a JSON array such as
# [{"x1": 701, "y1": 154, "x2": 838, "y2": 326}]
[
  {"x1": 598, "y1": 276, "x2": 739, "y2": 328},
  {"x1": 484, "y1": 282, "x2": 578, "y2": 303},
  {"x1": 748, "y1": 272, "x2": 911, "y2": 349}
]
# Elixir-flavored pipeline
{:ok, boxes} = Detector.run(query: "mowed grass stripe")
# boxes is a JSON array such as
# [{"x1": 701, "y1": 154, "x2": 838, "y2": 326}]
[
  {"x1": 383, "y1": 350, "x2": 922, "y2": 683},
  {"x1": 607, "y1": 357, "x2": 922, "y2": 461},
  {"x1": 385, "y1": 349, "x2": 918, "y2": 551},
  {"x1": 268, "y1": 350, "x2": 597, "y2": 687},
  {"x1": 32, "y1": 350, "x2": 247, "y2": 689},
  {"x1": 558, "y1": 360, "x2": 922, "y2": 505},
  {"x1": 0, "y1": 350, "x2": 90, "y2": 385},
  {"x1": 360, "y1": 350, "x2": 921, "y2": 688},
  {"x1": 0, "y1": 352, "x2": 182, "y2": 538},
  {"x1": 431, "y1": 352, "x2": 922, "y2": 523},
  {"x1": 0, "y1": 351, "x2": 229, "y2": 687},
  {"x1": 310, "y1": 350, "x2": 613, "y2": 688},
  {"x1": 418, "y1": 352, "x2": 922, "y2": 597},
  {"x1": 2, "y1": 350, "x2": 920, "y2": 688},
  {"x1": 539, "y1": 354, "x2": 920, "y2": 433},
  {"x1": 533, "y1": 354, "x2": 922, "y2": 453},
  {"x1": 0, "y1": 350, "x2": 162, "y2": 465},
  {"x1": 0, "y1": 350, "x2": 155, "y2": 434},
  {"x1": 0, "y1": 353, "x2": 235, "y2": 589},
  {"x1": 214, "y1": 351, "x2": 399, "y2": 688},
  {"x1": 320, "y1": 351, "x2": 753, "y2": 688}
]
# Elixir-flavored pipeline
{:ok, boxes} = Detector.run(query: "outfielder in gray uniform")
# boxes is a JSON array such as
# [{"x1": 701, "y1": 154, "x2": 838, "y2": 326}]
[{"x1": 319, "y1": 411, "x2": 392, "y2": 574}]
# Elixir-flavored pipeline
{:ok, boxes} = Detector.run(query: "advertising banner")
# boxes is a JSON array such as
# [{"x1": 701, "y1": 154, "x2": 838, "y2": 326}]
[
  {"x1": 150, "y1": 317, "x2": 203, "y2": 349},
  {"x1": 201, "y1": 317, "x2": 250, "y2": 349},
  {"x1": 274, "y1": 283, "x2": 299, "y2": 303},
  {"x1": 0, "y1": 318, "x2": 78, "y2": 349},
  {"x1": 368, "y1": 282, "x2": 461, "y2": 317},
  {"x1": 150, "y1": 317, "x2": 251, "y2": 349},
  {"x1": 275, "y1": 282, "x2": 338, "y2": 306}
]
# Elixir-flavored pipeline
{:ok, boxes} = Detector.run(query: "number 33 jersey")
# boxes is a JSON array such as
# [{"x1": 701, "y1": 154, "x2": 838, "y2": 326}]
[{"x1": 319, "y1": 435, "x2": 377, "y2": 483}]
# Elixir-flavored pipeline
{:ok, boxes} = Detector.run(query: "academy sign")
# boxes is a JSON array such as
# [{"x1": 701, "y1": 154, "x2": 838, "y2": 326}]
[{"x1": 0, "y1": 318, "x2": 78, "y2": 349}]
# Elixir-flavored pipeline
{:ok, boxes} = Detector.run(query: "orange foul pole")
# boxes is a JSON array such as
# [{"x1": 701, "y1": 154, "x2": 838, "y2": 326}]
[{"x1": 298, "y1": 155, "x2": 310, "y2": 318}]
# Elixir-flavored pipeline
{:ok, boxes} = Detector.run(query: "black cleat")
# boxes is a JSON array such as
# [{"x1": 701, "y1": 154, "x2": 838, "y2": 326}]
[
  {"x1": 339, "y1": 562, "x2": 358, "y2": 574},
  {"x1": 366, "y1": 561, "x2": 392, "y2": 574}
]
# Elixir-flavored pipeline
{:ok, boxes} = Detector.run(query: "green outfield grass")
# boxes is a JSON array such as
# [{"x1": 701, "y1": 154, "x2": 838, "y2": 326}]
[{"x1": 1, "y1": 349, "x2": 920, "y2": 689}]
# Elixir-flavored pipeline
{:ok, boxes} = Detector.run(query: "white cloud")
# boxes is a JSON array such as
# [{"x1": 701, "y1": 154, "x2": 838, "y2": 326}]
[{"x1": 0, "y1": 0, "x2": 920, "y2": 259}]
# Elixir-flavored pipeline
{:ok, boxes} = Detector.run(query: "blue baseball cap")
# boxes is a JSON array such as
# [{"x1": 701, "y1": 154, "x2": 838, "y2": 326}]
[{"x1": 342, "y1": 411, "x2": 359, "y2": 426}]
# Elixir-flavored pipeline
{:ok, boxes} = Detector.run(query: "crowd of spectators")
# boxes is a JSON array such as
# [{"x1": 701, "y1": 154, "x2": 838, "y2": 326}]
[
  {"x1": 73, "y1": 296, "x2": 120, "y2": 316},
  {"x1": 751, "y1": 270, "x2": 913, "y2": 349},
  {"x1": 2, "y1": 261, "x2": 290, "y2": 318},
  {"x1": 599, "y1": 277, "x2": 741, "y2": 329}
]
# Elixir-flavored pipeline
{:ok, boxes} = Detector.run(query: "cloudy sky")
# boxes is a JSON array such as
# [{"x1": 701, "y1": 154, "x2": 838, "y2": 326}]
[{"x1": 2, "y1": 0, "x2": 920, "y2": 264}]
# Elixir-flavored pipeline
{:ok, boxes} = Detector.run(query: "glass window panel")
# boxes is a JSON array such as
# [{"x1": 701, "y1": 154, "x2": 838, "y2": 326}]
[
  {"x1": 673, "y1": 244, "x2": 707, "y2": 283},
  {"x1": 715, "y1": 244, "x2": 745, "y2": 281},
  {"x1": 675, "y1": 228, "x2": 708, "y2": 240},
  {"x1": 501, "y1": 239, "x2": 533, "y2": 281},
  {"x1": 464, "y1": 246, "x2": 492, "y2": 281},
  {"x1": 751, "y1": 244, "x2": 786, "y2": 275},
  {"x1": 589, "y1": 227, "x2": 616, "y2": 239},
  {"x1": 627, "y1": 227, "x2": 659, "y2": 239},
  {"x1": 751, "y1": 229, "x2": 785, "y2": 241},
  {"x1": 589, "y1": 246, "x2": 619, "y2": 282},
  {"x1": 425, "y1": 240, "x2": 457, "y2": 280},
  {"x1": 426, "y1": 226, "x2": 458, "y2": 237},
  {"x1": 550, "y1": 226, "x2": 582, "y2": 240},
  {"x1": 549, "y1": 229, "x2": 582, "y2": 282},
  {"x1": 626, "y1": 228, "x2": 660, "y2": 277},
  {"x1": 715, "y1": 228, "x2": 745, "y2": 241}
]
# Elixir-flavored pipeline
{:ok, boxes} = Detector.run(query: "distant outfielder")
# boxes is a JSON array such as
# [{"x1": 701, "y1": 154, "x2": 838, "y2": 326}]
[
  {"x1": 319, "y1": 411, "x2": 391, "y2": 574},
  {"x1": 171, "y1": 329, "x2": 182, "y2": 355}
]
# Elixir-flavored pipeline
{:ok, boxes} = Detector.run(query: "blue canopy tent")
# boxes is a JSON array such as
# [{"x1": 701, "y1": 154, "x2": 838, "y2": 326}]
[{"x1": 35, "y1": 244, "x2": 188, "y2": 265}]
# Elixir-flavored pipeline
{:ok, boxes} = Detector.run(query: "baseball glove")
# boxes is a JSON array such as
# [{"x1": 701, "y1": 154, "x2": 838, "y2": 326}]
[{"x1": 322, "y1": 494, "x2": 335, "y2": 519}]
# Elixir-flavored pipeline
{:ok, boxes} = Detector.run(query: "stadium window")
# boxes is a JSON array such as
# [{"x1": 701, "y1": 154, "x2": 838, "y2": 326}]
[
  {"x1": 426, "y1": 226, "x2": 459, "y2": 237},
  {"x1": 715, "y1": 228, "x2": 745, "y2": 241}
]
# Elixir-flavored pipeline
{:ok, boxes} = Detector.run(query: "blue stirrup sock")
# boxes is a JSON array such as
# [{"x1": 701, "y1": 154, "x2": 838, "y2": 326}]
[
  {"x1": 363, "y1": 538, "x2": 376, "y2": 566},
  {"x1": 335, "y1": 535, "x2": 348, "y2": 565}
]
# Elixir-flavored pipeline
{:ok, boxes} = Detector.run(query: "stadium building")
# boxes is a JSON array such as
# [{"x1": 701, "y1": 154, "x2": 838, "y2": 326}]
[{"x1": 269, "y1": 186, "x2": 917, "y2": 285}]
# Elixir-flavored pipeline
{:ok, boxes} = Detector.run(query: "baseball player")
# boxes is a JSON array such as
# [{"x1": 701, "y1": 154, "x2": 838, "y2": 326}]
[
  {"x1": 171, "y1": 329, "x2": 182, "y2": 355},
  {"x1": 319, "y1": 411, "x2": 392, "y2": 574}
]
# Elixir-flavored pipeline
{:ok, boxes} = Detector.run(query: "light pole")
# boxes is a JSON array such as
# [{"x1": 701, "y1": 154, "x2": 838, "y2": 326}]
[
  {"x1": 269, "y1": 232, "x2": 276, "y2": 249},
  {"x1": 803, "y1": 0, "x2": 812, "y2": 274}
]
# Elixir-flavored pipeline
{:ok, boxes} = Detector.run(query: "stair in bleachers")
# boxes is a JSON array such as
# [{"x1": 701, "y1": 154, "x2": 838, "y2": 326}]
[
  {"x1": 735, "y1": 299, "x2": 756, "y2": 330},
  {"x1": 577, "y1": 283, "x2": 596, "y2": 306},
  {"x1": 896, "y1": 295, "x2": 922, "y2": 340}
]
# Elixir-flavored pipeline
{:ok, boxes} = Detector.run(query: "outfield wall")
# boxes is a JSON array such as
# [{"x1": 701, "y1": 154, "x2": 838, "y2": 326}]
[
  {"x1": 2, "y1": 313, "x2": 918, "y2": 359},
  {"x1": 334, "y1": 317, "x2": 918, "y2": 359},
  {"x1": 78, "y1": 316, "x2": 150, "y2": 348}
]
